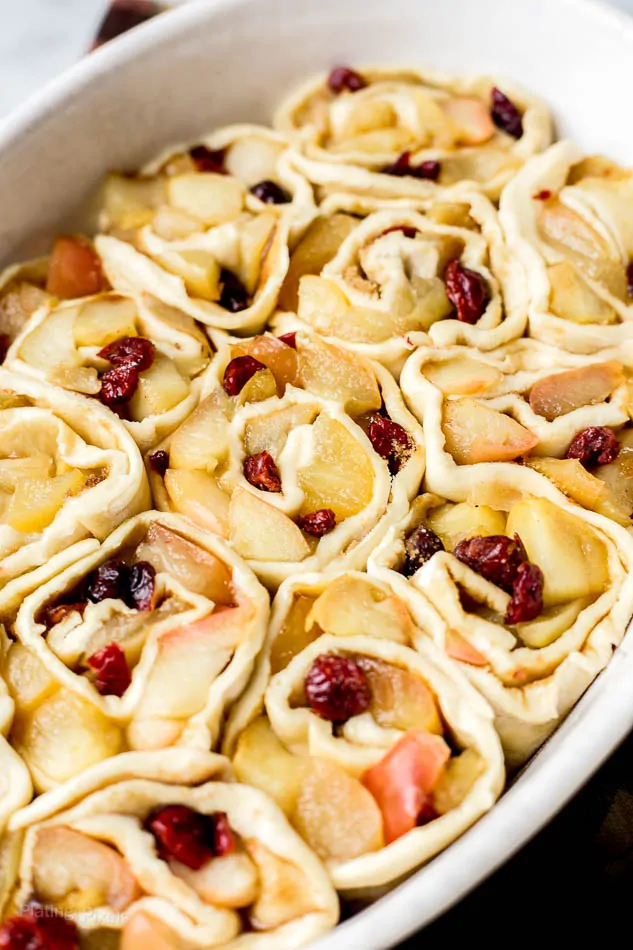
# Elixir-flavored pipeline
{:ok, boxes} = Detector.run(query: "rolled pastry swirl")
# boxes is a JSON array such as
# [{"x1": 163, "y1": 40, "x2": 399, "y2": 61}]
[
  {"x1": 399, "y1": 338, "x2": 633, "y2": 526},
  {"x1": 93, "y1": 125, "x2": 316, "y2": 335},
  {"x1": 6, "y1": 511, "x2": 270, "y2": 791},
  {"x1": 500, "y1": 141, "x2": 633, "y2": 352},
  {"x1": 272, "y1": 190, "x2": 527, "y2": 376},
  {"x1": 147, "y1": 329, "x2": 424, "y2": 588},
  {"x1": 0, "y1": 629, "x2": 33, "y2": 834},
  {"x1": 0, "y1": 369, "x2": 149, "y2": 620},
  {"x1": 0, "y1": 748, "x2": 338, "y2": 949},
  {"x1": 275, "y1": 65, "x2": 551, "y2": 201},
  {"x1": 226, "y1": 570, "x2": 503, "y2": 891},
  {"x1": 368, "y1": 489, "x2": 633, "y2": 766}
]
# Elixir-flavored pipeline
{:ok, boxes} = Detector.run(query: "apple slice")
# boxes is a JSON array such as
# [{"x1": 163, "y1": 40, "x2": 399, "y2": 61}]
[
  {"x1": 236, "y1": 368, "x2": 278, "y2": 406},
  {"x1": 0, "y1": 456, "x2": 52, "y2": 491},
  {"x1": 47, "y1": 236, "x2": 107, "y2": 300},
  {"x1": 4, "y1": 643, "x2": 57, "y2": 712},
  {"x1": 362, "y1": 731, "x2": 450, "y2": 844},
  {"x1": 529, "y1": 361, "x2": 624, "y2": 420},
  {"x1": 308, "y1": 575, "x2": 415, "y2": 644},
  {"x1": 442, "y1": 398, "x2": 538, "y2": 464},
  {"x1": 120, "y1": 914, "x2": 185, "y2": 950},
  {"x1": 168, "y1": 390, "x2": 231, "y2": 472},
  {"x1": 525, "y1": 456, "x2": 631, "y2": 525},
  {"x1": 298, "y1": 275, "x2": 350, "y2": 325},
  {"x1": 358, "y1": 657, "x2": 443, "y2": 734},
  {"x1": 151, "y1": 207, "x2": 202, "y2": 241},
  {"x1": 172, "y1": 851, "x2": 259, "y2": 907},
  {"x1": 230, "y1": 487, "x2": 310, "y2": 562},
  {"x1": 445, "y1": 631, "x2": 487, "y2": 666},
  {"x1": 234, "y1": 717, "x2": 310, "y2": 815},
  {"x1": 547, "y1": 262, "x2": 617, "y2": 325},
  {"x1": 237, "y1": 212, "x2": 277, "y2": 295},
  {"x1": 243, "y1": 404, "x2": 317, "y2": 460},
  {"x1": 7, "y1": 470, "x2": 85, "y2": 533},
  {"x1": 270, "y1": 595, "x2": 321, "y2": 675},
  {"x1": 73, "y1": 295, "x2": 138, "y2": 347},
  {"x1": 167, "y1": 173, "x2": 245, "y2": 226},
  {"x1": 248, "y1": 840, "x2": 319, "y2": 930},
  {"x1": 514, "y1": 597, "x2": 589, "y2": 648},
  {"x1": 19, "y1": 306, "x2": 80, "y2": 371},
  {"x1": 164, "y1": 469, "x2": 230, "y2": 537},
  {"x1": 136, "y1": 522, "x2": 234, "y2": 604},
  {"x1": 158, "y1": 249, "x2": 221, "y2": 300},
  {"x1": 225, "y1": 135, "x2": 284, "y2": 185},
  {"x1": 432, "y1": 749, "x2": 484, "y2": 815},
  {"x1": 426, "y1": 502, "x2": 507, "y2": 551},
  {"x1": 279, "y1": 213, "x2": 358, "y2": 311},
  {"x1": 296, "y1": 334, "x2": 382, "y2": 417},
  {"x1": 427, "y1": 202, "x2": 477, "y2": 229},
  {"x1": 129, "y1": 354, "x2": 190, "y2": 421},
  {"x1": 232, "y1": 334, "x2": 300, "y2": 392},
  {"x1": 101, "y1": 173, "x2": 166, "y2": 231},
  {"x1": 422, "y1": 358, "x2": 503, "y2": 396},
  {"x1": 595, "y1": 450, "x2": 633, "y2": 523},
  {"x1": 441, "y1": 97, "x2": 495, "y2": 145}
]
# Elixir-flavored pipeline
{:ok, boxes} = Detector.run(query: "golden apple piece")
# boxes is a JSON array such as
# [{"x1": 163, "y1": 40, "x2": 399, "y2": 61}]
[
  {"x1": 6, "y1": 470, "x2": 85, "y2": 533},
  {"x1": 129, "y1": 354, "x2": 190, "y2": 422},
  {"x1": 0, "y1": 279, "x2": 52, "y2": 343},
  {"x1": 330, "y1": 127, "x2": 415, "y2": 155},
  {"x1": 440, "y1": 146, "x2": 521, "y2": 186},
  {"x1": 335, "y1": 98, "x2": 397, "y2": 139},
  {"x1": 0, "y1": 456, "x2": 52, "y2": 491},
  {"x1": 164, "y1": 469, "x2": 230, "y2": 538},
  {"x1": 19, "y1": 306, "x2": 79, "y2": 371},
  {"x1": 291, "y1": 757, "x2": 384, "y2": 863},
  {"x1": 248, "y1": 839, "x2": 319, "y2": 930},
  {"x1": 441, "y1": 97, "x2": 495, "y2": 145},
  {"x1": 230, "y1": 487, "x2": 310, "y2": 562},
  {"x1": 442, "y1": 398, "x2": 538, "y2": 464},
  {"x1": 136, "y1": 522, "x2": 234, "y2": 605},
  {"x1": 432, "y1": 749, "x2": 485, "y2": 815},
  {"x1": 426, "y1": 502, "x2": 507, "y2": 551},
  {"x1": 270, "y1": 594, "x2": 321, "y2": 674},
  {"x1": 243, "y1": 404, "x2": 318, "y2": 461},
  {"x1": 426, "y1": 202, "x2": 477, "y2": 230},
  {"x1": 120, "y1": 913, "x2": 185, "y2": 950},
  {"x1": 167, "y1": 172, "x2": 245, "y2": 226},
  {"x1": 506, "y1": 497, "x2": 610, "y2": 606},
  {"x1": 279, "y1": 213, "x2": 358, "y2": 312},
  {"x1": 296, "y1": 334, "x2": 382, "y2": 417},
  {"x1": 4, "y1": 643, "x2": 57, "y2": 712},
  {"x1": 101, "y1": 173, "x2": 166, "y2": 230},
  {"x1": 392, "y1": 276, "x2": 453, "y2": 332},
  {"x1": 514, "y1": 597, "x2": 590, "y2": 648},
  {"x1": 158, "y1": 249, "x2": 221, "y2": 300},
  {"x1": 49, "y1": 365, "x2": 102, "y2": 395},
  {"x1": 529, "y1": 361, "x2": 624, "y2": 421},
  {"x1": 236, "y1": 368, "x2": 278, "y2": 406},
  {"x1": 168, "y1": 390, "x2": 231, "y2": 472},
  {"x1": 297, "y1": 275, "x2": 350, "y2": 325},
  {"x1": 234, "y1": 717, "x2": 310, "y2": 814},
  {"x1": 548, "y1": 262, "x2": 617, "y2": 325},
  {"x1": 73, "y1": 295, "x2": 138, "y2": 347},
  {"x1": 525, "y1": 457, "x2": 631, "y2": 526},
  {"x1": 12, "y1": 688, "x2": 123, "y2": 786},
  {"x1": 151, "y1": 207, "x2": 202, "y2": 241},
  {"x1": 297, "y1": 414, "x2": 375, "y2": 521},
  {"x1": 233, "y1": 334, "x2": 300, "y2": 391},
  {"x1": 422, "y1": 358, "x2": 503, "y2": 396},
  {"x1": 595, "y1": 451, "x2": 633, "y2": 524},
  {"x1": 238, "y1": 212, "x2": 276, "y2": 295},
  {"x1": 308, "y1": 575, "x2": 414, "y2": 644},
  {"x1": 33, "y1": 826, "x2": 140, "y2": 913},
  {"x1": 358, "y1": 656, "x2": 443, "y2": 734},
  {"x1": 225, "y1": 135, "x2": 285, "y2": 186},
  {"x1": 172, "y1": 851, "x2": 259, "y2": 907}
]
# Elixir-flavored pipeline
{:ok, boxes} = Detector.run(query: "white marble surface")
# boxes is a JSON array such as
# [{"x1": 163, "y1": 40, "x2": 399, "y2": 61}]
[{"x1": 0, "y1": 0, "x2": 632, "y2": 120}]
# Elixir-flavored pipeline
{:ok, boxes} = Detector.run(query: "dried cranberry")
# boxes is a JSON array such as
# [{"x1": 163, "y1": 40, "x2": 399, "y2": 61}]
[
  {"x1": 565, "y1": 426, "x2": 620, "y2": 467},
  {"x1": 99, "y1": 363, "x2": 140, "y2": 407},
  {"x1": 491, "y1": 87, "x2": 523, "y2": 138},
  {"x1": 305, "y1": 653, "x2": 371, "y2": 723},
  {"x1": 627, "y1": 262, "x2": 633, "y2": 298},
  {"x1": 0, "y1": 334, "x2": 10, "y2": 364},
  {"x1": 0, "y1": 907, "x2": 79, "y2": 950},
  {"x1": 505, "y1": 561, "x2": 544, "y2": 625},
  {"x1": 402, "y1": 525, "x2": 444, "y2": 576},
  {"x1": 98, "y1": 336, "x2": 155, "y2": 371},
  {"x1": 382, "y1": 225, "x2": 418, "y2": 239},
  {"x1": 327, "y1": 66, "x2": 367, "y2": 94},
  {"x1": 382, "y1": 152, "x2": 441, "y2": 181},
  {"x1": 223, "y1": 355, "x2": 266, "y2": 396},
  {"x1": 278, "y1": 331, "x2": 297, "y2": 349},
  {"x1": 534, "y1": 190, "x2": 551, "y2": 200},
  {"x1": 243, "y1": 451, "x2": 282, "y2": 492},
  {"x1": 86, "y1": 559, "x2": 129, "y2": 603},
  {"x1": 45, "y1": 602, "x2": 86, "y2": 627},
  {"x1": 219, "y1": 269, "x2": 249, "y2": 313},
  {"x1": 453, "y1": 534, "x2": 527, "y2": 594},
  {"x1": 250, "y1": 180, "x2": 291, "y2": 204},
  {"x1": 189, "y1": 145, "x2": 226, "y2": 174},
  {"x1": 148, "y1": 805, "x2": 235, "y2": 870},
  {"x1": 128, "y1": 561, "x2": 156, "y2": 611},
  {"x1": 298, "y1": 509, "x2": 337, "y2": 536},
  {"x1": 417, "y1": 796, "x2": 438, "y2": 826},
  {"x1": 88, "y1": 642, "x2": 132, "y2": 697},
  {"x1": 444, "y1": 260, "x2": 489, "y2": 324},
  {"x1": 149, "y1": 449, "x2": 169, "y2": 476},
  {"x1": 367, "y1": 413, "x2": 413, "y2": 474}
]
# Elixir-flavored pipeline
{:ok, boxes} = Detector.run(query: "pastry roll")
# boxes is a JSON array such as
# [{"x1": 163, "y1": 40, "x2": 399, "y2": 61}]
[
  {"x1": 0, "y1": 369, "x2": 149, "y2": 619},
  {"x1": 148, "y1": 330, "x2": 424, "y2": 588},
  {"x1": 368, "y1": 489, "x2": 633, "y2": 766},
  {"x1": 93, "y1": 125, "x2": 316, "y2": 335},
  {"x1": 6, "y1": 512, "x2": 269, "y2": 791},
  {"x1": 0, "y1": 630, "x2": 33, "y2": 833},
  {"x1": 399, "y1": 338, "x2": 633, "y2": 525},
  {"x1": 228, "y1": 571, "x2": 503, "y2": 890},
  {"x1": 500, "y1": 140, "x2": 633, "y2": 352},
  {"x1": 275, "y1": 65, "x2": 551, "y2": 201},
  {"x1": 273, "y1": 190, "x2": 527, "y2": 376},
  {"x1": 0, "y1": 748, "x2": 338, "y2": 949}
]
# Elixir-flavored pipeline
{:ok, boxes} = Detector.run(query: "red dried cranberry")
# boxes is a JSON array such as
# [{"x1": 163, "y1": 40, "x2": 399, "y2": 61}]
[
  {"x1": 128, "y1": 561, "x2": 156, "y2": 611},
  {"x1": 565, "y1": 426, "x2": 620, "y2": 467},
  {"x1": 45, "y1": 602, "x2": 86, "y2": 627},
  {"x1": 86, "y1": 559, "x2": 129, "y2": 603},
  {"x1": 444, "y1": 260, "x2": 489, "y2": 324},
  {"x1": 88, "y1": 642, "x2": 132, "y2": 697},
  {"x1": 99, "y1": 363, "x2": 140, "y2": 407},
  {"x1": 534, "y1": 189, "x2": 551, "y2": 200},
  {"x1": 243, "y1": 451, "x2": 282, "y2": 492},
  {"x1": 278, "y1": 331, "x2": 297, "y2": 349},
  {"x1": 403, "y1": 525, "x2": 444, "y2": 576},
  {"x1": 367, "y1": 413, "x2": 413, "y2": 474},
  {"x1": 219, "y1": 269, "x2": 249, "y2": 313},
  {"x1": 148, "y1": 805, "x2": 235, "y2": 870},
  {"x1": 250, "y1": 180, "x2": 291, "y2": 204},
  {"x1": 382, "y1": 152, "x2": 441, "y2": 181},
  {"x1": 453, "y1": 534, "x2": 527, "y2": 594},
  {"x1": 189, "y1": 145, "x2": 226, "y2": 174},
  {"x1": 627, "y1": 262, "x2": 633, "y2": 298},
  {"x1": 98, "y1": 336, "x2": 155, "y2": 371},
  {"x1": 416, "y1": 796, "x2": 438, "y2": 826},
  {"x1": 382, "y1": 225, "x2": 418, "y2": 239},
  {"x1": 305, "y1": 653, "x2": 371, "y2": 723},
  {"x1": 491, "y1": 87, "x2": 523, "y2": 138},
  {"x1": 222, "y1": 355, "x2": 266, "y2": 396},
  {"x1": 0, "y1": 907, "x2": 79, "y2": 950},
  {"x1": 149, "y1": 449, "x2": 169, "y2": 476},
  {"x1": 298, "y1": 509, "x2": 337, "y2": 536},
  {"x1": 505, "y1": 561, "x2": 544, "y2": 624},
  {"x1": 327, "y1": 66, "x2": 367, "y2": 94},
  {"x1": 0, "y1": 334, "x2": 10, "y2": 364}
]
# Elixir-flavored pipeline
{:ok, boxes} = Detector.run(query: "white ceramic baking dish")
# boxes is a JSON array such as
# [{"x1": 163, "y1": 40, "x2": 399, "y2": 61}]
[{"x1": 1, "y1": 0, "x2": 633, "y2": 945}]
